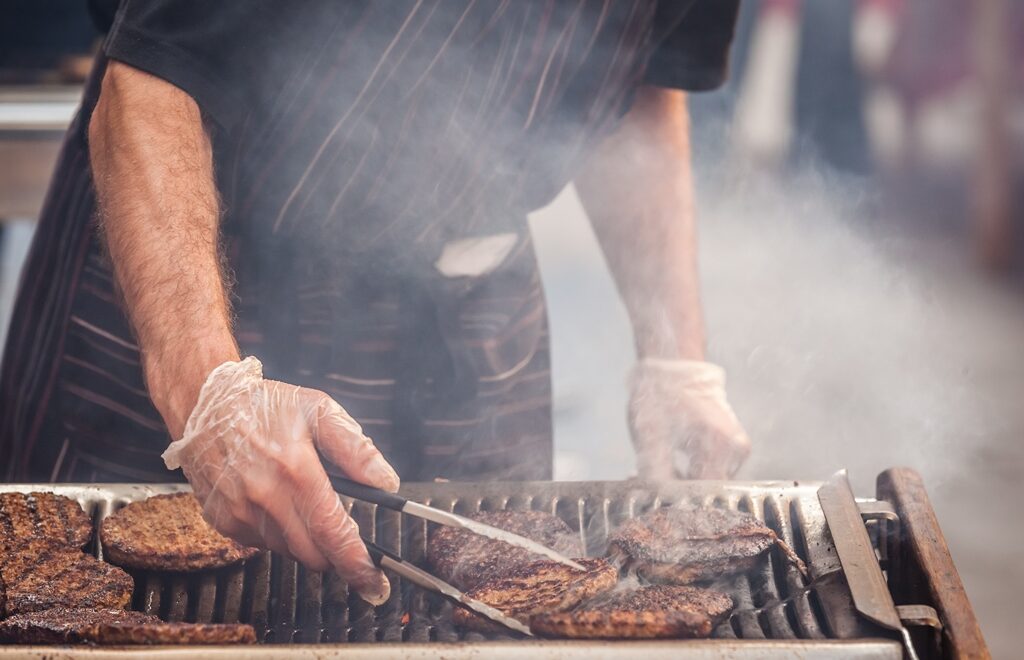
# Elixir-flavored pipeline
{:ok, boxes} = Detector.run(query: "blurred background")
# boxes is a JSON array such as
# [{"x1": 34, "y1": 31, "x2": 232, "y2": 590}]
[{"x1": 1, "y1": 0, "x2": 1021, "y2": 655}]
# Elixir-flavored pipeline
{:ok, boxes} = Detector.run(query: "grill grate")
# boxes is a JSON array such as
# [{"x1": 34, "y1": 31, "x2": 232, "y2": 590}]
[{"x1": 0, "y1": 481, "x2": 879, "y2": 646}]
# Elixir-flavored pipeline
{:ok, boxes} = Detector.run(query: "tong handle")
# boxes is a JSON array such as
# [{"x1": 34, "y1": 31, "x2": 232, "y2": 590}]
[
  {"x1": 329, "y1": 475, "x2": 407, "y2": 511},
  {"x1": 362, "y1": 536, "x2": 401, "y2": 568}
]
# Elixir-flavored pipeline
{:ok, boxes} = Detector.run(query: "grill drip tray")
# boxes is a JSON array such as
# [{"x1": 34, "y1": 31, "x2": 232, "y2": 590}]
[{"x1": 0, "y1": 481, "x2": 904, "y2": 658}]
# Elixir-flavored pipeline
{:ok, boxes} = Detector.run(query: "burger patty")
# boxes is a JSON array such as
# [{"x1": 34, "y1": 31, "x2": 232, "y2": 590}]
[
  {"x1": 0, "y1": 607, "x2": 257, "y2": 645},
  {"x1": 427, "y1": 511, "x2": 584, "y2": 591},
  {"x1": 452, "y1": 558, "x2": 616, "y2": 632},
  {"x1": 530, "y1": 585, "x2": 734, "y2": 639},
  {"x1": 1, "y1": 539, "x2": 134, "y2": 617},
  {"x1": 0, "y1": 492, "x2": 92, "y2": 553},
  {"x1": 606, "y1": 508, "x2": 808, "y2": 584},
  {"x1": 100, "y1": 493, "x2": 259, "y2": 571}
]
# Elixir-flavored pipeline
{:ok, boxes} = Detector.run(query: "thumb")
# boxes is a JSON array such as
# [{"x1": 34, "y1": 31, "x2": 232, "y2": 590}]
[{"x1": 305, "y1": 391, "x2": 400, "y2": 492}]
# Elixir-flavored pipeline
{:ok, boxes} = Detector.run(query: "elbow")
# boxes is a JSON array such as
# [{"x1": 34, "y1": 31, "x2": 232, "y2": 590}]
[{"x1": 88, "y1": 61, "x2": 130, "y2": 169}]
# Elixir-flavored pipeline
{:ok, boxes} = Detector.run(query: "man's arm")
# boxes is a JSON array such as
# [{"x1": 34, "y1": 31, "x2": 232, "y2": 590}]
[
  {"x1": 88, "y1": 61, "x2": 398, "y2": 603},
  {"x1": 575, "y1": 86, "x2": 704, "y2": 361},
  {"x1": 89, "y1": 61, "x2": 238, "y2": 439},
  {"x1": 574, "y1": 86, "x2": 750, "y2": 479}
]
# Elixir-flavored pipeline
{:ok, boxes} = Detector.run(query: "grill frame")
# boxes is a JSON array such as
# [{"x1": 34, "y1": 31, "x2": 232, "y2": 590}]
[{"x1": 0, "y1": 479, "x2": 916, "y2": 657}]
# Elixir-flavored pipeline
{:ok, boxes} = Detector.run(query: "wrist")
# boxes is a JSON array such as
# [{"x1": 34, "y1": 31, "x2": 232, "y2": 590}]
[
  {"x1": 629, "y1": 299, "x2": 706, "y2": 362},
  {"x1": 634, "y1": 323, "x2": 706, "y2": 361},
  {"x1": 143, "y1": 331, "x2": 239, "y2": 440}
]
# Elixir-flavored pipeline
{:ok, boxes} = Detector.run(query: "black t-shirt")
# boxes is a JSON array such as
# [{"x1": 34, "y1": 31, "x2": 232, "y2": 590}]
[
  {"x1": 96, "y1": 1, "x2": 738, "y2": 266},
  {"x1": 99, "y1": 1, "x2": 738, "y2": 130}
]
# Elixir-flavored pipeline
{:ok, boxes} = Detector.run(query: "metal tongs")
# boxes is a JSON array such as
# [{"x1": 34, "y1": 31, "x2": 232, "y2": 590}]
[
  {"x1": 361, "y1": 536, "x2": 533, "y2": 635},
  {"x1": 329, "y1": 476, "x2": 585, "y2": 635}
]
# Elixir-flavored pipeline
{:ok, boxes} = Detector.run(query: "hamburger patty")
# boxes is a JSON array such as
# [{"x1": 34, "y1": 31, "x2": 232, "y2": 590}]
[
  {"x1": 530, "y1": 584, "x2": 734, "y2": 639},
  {"x1": 1, "y1": 539, "x2": 133, "y2": 616},
  {"x1": 100, "y1": 493, "x2": 259, "y2": 571},
  {"x1": 0, "y1": 607, "x2": 257, "y2": 645},
  {"x1": 606, "y1": 508, "x2": 807, "y2": 584},
  {"x1": 453, "y1": 558, "x2": 617, "y2": 632},
  {"x1": 0, "y1": 492, "x2": 92, "y2": 552},
  {"x1": 427, "y1": 511, "x2": 583, "y2": 591}
]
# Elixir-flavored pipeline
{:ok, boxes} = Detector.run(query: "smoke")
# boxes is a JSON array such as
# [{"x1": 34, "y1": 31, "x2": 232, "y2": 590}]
[{"x1": 535, "y1": 124, "x2": 1014, "y2": 495}]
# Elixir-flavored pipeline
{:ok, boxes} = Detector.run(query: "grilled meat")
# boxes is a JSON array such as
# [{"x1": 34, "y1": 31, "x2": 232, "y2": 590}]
[
  {"x1": 100, "y1": 493, "x2": 259, "y2": 571},
  {"x1": 606, "y1": 508, "x2": 807, "y2": 584},
  {"x1": 427, "y1": 510, "x2": 583, "y2": 591},
  {"x1": 1, "y1": 539, "x2": 133, "y2": 616},
  {"x1": 0, "y1": 607, "x2": 257, "y2": 645},
  {"x1": 0, "y1": 607, "x2": 153, "y2": 644},
  {"x1": 452, "y1": 558, "x2": 616, "y2": 632},
  {"x1": 0, "y1": 492, "x2": 92, "y2": 552},
  {"x1": 93, "y1": 619, "x2": 258, "y2": 645},
  {"x1": 530, "y1": 584, "x2": 734, "y2": 639}
]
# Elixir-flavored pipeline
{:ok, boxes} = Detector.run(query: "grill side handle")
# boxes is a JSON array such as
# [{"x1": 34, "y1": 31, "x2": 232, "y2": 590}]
[{"x1": 876, "y1": 468, "x2": 991, "y2": 660}]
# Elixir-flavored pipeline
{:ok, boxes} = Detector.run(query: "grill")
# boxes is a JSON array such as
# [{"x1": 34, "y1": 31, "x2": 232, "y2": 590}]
[{"x1": 0, "y1": 468, "x2": 987, "y2": 659}]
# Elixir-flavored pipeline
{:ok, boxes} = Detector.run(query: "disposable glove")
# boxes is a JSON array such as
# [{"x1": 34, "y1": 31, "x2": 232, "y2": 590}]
[
  {"x1": 629, "y1": 358, "x2": 751, "y2": 480},
  {"x1": 162, "y1": 357, "x2": 399, "y2": 605}
]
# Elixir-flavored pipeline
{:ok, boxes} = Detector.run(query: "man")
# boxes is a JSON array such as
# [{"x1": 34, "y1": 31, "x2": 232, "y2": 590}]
[{"x1": 0, "y1": 1, "x2": 748, "y2": 603}]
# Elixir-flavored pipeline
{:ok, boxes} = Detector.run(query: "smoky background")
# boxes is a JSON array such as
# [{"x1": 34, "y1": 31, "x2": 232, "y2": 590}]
[{"x1": 531, "y1": 1, "x2": 1023, "y2": 656}]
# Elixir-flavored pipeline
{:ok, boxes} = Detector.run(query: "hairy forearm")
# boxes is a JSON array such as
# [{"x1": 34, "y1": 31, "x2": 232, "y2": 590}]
[
  {"x1": 89, "y1": 61, "x2": 239, "y2": 438},
  {"x1": 575, "y1": 86, "x2": 705, "y2": 360}
]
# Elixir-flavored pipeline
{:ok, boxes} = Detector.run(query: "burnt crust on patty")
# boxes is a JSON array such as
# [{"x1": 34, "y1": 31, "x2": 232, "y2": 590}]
[
  {"x1": 427, "y1": 510, "x2": 583, "y2": 591},
  {"x1": 530, "y1": 584, "x2": 734, "y2": 639},
  {"x1": 1, "y1": 538, "x2": 134, "y2": 617},
  {"x1": 452, "y1": 558, "x2": 617, "y2": 632},
  {"x1": 606, "y1": 507, "x2": 808, "y2": 584},
  {"x1": 100, "y1": 493, "x2": 259, "y2": 571},
  {"x1": 0, "y1": 607, "x2": 257, "y2": 645},
  {"x1": 0, "y1": 492, "x2": 92, "y2": 553}
]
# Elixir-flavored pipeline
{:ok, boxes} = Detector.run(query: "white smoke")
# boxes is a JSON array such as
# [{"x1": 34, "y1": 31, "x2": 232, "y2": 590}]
[{"x1": 532, "y1": 137, "x2": 1015, "y2": 495}]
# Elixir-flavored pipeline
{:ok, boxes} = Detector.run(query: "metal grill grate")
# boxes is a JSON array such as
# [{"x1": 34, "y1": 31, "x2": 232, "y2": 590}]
[{"x1": 0, "y1": 481, "x2": 886, "y2": 648}]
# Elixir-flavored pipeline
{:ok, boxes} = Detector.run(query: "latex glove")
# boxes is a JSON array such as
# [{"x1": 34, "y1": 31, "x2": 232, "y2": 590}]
[
  {"x1": 162, "y1": 357, "x2": 399, "y2": 605},
  {"x1": 629, "y1": 359, "x2": 751, "y2": 480}
]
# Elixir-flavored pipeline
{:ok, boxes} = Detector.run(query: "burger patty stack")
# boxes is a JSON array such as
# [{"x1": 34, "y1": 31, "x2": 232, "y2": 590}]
[{"x1": 0, "y1": 491, "x2": 257, "y2": 645}]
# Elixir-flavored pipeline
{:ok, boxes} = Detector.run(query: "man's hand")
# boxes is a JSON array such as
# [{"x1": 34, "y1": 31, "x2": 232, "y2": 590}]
[
  {"x1": 575, "y1": 87, "x2": 749, "y2": 478},
  {"x1": 629, "y1": 359, "x2": 750, "y2": 480},
  {"x1": 163, "y1": 357, "x2": 400, "y2": 604}
]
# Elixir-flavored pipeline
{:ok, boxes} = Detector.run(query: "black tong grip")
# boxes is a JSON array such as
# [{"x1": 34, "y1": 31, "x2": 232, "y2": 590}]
[
  {"x1": 329, "y1": 475, "x2": 407, "y2": 511},
  {"x1": 362, "y1": 536, "x2": 402, "y2": 567}
]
